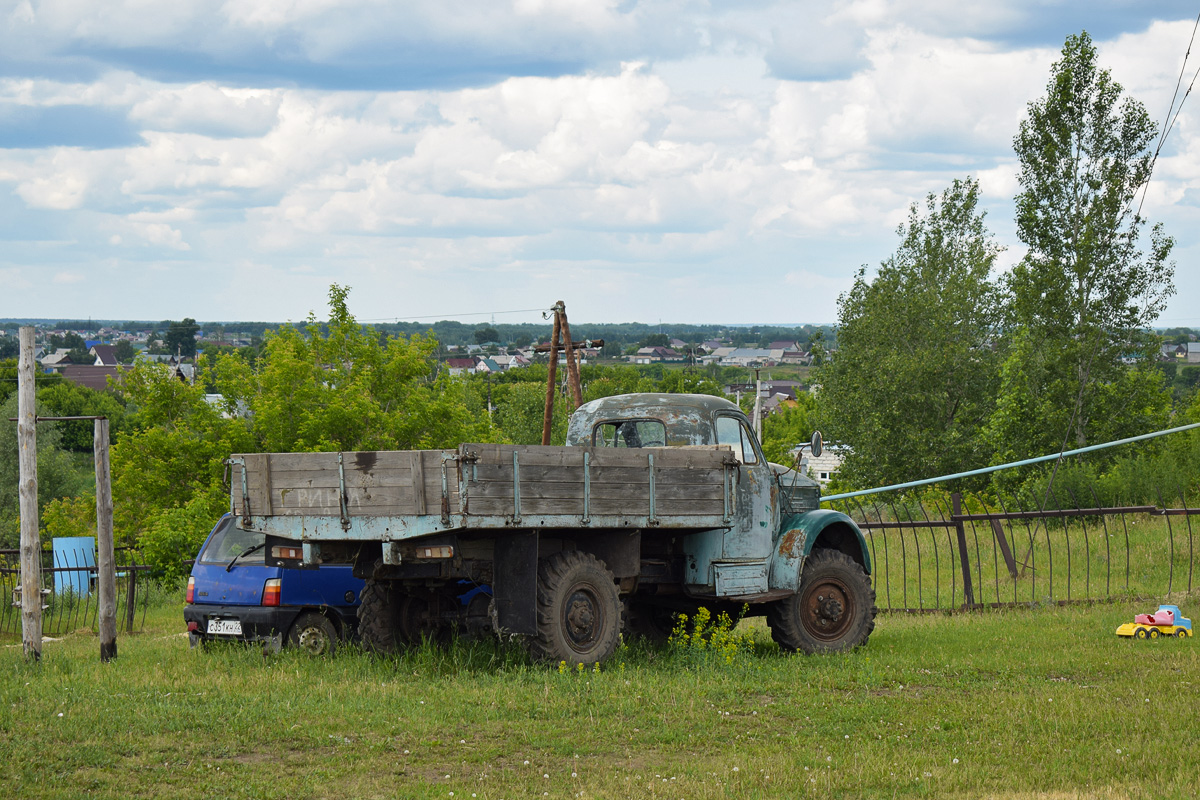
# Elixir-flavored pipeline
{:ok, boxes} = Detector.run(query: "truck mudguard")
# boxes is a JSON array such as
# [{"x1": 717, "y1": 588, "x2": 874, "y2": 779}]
[{"x1": 769, "y1": 510, "x2": 872, "y2": 593}]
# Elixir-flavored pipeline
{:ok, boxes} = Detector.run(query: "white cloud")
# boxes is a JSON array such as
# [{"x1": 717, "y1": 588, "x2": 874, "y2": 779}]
[{"x1": 1, "y1": 4, "x2": 1198, "y2": 325}]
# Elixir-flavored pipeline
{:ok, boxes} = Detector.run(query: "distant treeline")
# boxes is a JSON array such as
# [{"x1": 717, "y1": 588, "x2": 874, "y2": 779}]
[
  {"x1": 2, "y1": 318, "x2": 839, "y2": 350},
  {"x1": 5, "y1": 319, "x2": 1195, "y2": 351}
]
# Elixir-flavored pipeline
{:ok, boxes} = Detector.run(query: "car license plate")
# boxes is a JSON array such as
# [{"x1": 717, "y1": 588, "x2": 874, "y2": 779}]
[{"x1": 207, "y1": 618, "x2": 243, "y2": 636}]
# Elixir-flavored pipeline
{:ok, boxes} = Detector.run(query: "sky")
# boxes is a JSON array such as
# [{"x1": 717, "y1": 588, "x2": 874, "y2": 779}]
[{"x1": 1, "y1": 1, "x2": 1198, "y2": 328}]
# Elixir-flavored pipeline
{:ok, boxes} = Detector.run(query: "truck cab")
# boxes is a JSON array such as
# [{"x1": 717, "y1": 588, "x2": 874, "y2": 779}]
[{"x1": 564, "y1": 393, "x2": 874, "y2": 652}]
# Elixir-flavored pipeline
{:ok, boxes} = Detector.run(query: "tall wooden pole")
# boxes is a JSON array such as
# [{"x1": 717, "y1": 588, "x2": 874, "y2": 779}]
[
  {"x1": 17, "y1": 326, "x2": 42, "y2": 662},
  {"x1": 558, "y1": 305, "x2": 583, "y2": 410},
  {"x1": 541, "y1": 305, "x2": 563, "y2": 446},
  {"x1": 94, "y1": 418, "x2": 117, "y2": 661}
]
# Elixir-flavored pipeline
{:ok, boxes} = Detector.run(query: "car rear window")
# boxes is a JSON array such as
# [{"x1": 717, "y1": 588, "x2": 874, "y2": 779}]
[{"x1": 198, "y1": 517, "x2": 267, "y2": 566}]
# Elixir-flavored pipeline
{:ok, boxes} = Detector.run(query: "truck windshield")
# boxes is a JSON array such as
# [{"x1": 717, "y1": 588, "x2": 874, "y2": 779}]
[
  {"x1": 593, "y1": 419, "x2": 666, "y2": 448},
  {"x1": 198, "y1": 517, "x2": 267, "y2": 566}
]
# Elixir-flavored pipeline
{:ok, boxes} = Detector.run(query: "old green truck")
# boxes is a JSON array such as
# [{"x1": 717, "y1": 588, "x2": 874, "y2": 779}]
[{"x1": 227, "y1": 393, "x2": 875, "y2": 664}]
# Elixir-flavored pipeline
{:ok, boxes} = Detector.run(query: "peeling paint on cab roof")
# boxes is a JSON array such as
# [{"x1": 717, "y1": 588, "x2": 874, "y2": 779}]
[{"x1": 565, "y1": 393, "x2": 744, "y2": 448}]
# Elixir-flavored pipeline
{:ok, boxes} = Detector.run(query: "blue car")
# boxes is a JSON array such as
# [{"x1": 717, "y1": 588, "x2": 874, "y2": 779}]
[{"x1": 184, "y1": 514, "x2": 363, "y2": 654}]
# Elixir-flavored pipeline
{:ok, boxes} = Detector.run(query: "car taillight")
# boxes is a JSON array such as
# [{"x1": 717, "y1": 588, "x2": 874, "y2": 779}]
[
  {"x1": 262, "y1": 578, "x2": 281, "y2": 607},
  {"x1": 186, "y1": 577, "x2": 195, "y2": 604}
]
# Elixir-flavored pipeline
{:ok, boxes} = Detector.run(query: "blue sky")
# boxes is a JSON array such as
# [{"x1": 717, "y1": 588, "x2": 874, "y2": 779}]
[{"x1": 1, "y1": 0, "x2": 1198, "y2": 327}]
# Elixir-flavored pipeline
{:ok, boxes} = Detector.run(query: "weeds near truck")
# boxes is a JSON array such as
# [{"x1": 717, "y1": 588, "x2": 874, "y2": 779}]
[
  {"x1": 3, "y1": 590, "x2": 1200, "y2": 799},
  {"x1": 666, "y1": 605, "x2": 754, "y2": 666}
]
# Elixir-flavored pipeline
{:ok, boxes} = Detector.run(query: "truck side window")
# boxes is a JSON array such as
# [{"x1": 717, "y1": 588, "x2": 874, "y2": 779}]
[
  {"x1": 593, "y1": 419, "x2": 667, "y2": 448},
  {"x1": 715, "y1": 416, "x2": 759, "y2": 465}
]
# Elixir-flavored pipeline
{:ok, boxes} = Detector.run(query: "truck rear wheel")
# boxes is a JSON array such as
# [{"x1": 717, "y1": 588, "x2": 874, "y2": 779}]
[
  {"x1": 358, "y1": 578, "x2": 401, "y2": 653},
  {"x1": 769, "y1": 548, "x2": 876, "y2": 654},
  {"x1": 528, "y1": 551, "x2": 622, "y2": 666}
]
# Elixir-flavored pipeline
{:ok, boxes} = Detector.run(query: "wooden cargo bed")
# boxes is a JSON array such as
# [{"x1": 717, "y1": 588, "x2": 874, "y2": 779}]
[{"x1": 228, "y1": 443, "x2": 737, "y2": 541}]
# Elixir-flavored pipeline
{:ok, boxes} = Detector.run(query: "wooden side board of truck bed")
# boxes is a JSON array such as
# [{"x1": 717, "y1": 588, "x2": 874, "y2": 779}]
[{"x1": 228, "y1": 443, "x2": 738, "y2": 541}]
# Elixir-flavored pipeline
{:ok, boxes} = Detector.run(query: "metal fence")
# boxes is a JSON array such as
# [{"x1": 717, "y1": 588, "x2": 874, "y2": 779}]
[
  {"x1": 828, "y1": 491, "x2": 1198, "y2": 612},
  {"x1": 0, "y1": 547, "x2": 151, "y2": 636}
]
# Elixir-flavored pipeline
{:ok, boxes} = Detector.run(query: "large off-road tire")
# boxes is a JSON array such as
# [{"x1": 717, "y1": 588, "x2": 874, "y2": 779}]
[
  {"x1": 358, "y1": 578, "x2": 401, "y2": 653},
  {"x1": 527, "y1": 551, "x2": 622, "y2": 665},
  {"x1": 768, "y1": 548, "x2": 876, "y2": 654},
  {"x1": 288, "y1": 611, "x2": 338, "y2": 656}
]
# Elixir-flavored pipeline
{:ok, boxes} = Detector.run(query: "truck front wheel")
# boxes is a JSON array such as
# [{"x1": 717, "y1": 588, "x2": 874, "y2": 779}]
[
  {"x1": 769, "y1": 548, "x2": 876, "y2": 654},
  {"x1": 528, "y1": 551, "x2": 622, "y2": 666}
]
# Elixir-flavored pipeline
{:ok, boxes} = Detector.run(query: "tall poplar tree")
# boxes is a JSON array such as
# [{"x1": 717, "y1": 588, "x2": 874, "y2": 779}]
[{"x1": 986, "y1": 32, "x2": 1174, "y2": 461}]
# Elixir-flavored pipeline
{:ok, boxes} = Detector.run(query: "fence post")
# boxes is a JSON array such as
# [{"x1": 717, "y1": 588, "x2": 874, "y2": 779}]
[
  {"x1": 125, "y1": 556, "x2": 137, "y2": 633},
  {"x1": 94, "y1": 418, "x2": 117, "y2": 661},
  {"x1": 17, "y1": 326, "x2": 42, "y2": 662},
  {"x1": 991, "y1": 518, "x2": 1019, "y2": 579},
  {"x1": 952, "y1": 492, "x2": 975, "y2": 609}
]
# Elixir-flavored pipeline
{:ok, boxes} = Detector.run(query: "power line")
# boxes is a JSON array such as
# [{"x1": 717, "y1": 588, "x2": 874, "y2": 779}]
[{"x1": 1136, "y1": 8, "x2": 1200, "y2": 219}]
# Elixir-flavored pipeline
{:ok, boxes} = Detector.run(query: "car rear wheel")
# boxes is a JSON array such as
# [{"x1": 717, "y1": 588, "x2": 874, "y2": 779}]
[
  {"x1": 1148, "y1": 627, "x2": 1160, "y2": 640},
  {"x1": 288, "y1": 611, "x2": 338, "y2": 656}
]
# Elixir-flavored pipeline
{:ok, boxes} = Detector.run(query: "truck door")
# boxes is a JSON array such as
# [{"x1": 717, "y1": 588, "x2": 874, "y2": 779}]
[{"x1": 713, "y1": 413, "x2": 775, "y2": 560}]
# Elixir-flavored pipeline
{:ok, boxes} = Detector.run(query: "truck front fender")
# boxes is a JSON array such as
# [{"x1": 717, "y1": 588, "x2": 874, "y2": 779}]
[{"x1": 769, "y1": 510, "x2": 871, "y2": 593}]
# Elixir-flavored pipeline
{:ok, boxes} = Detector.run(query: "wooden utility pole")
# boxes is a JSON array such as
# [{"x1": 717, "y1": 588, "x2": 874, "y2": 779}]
[
  {"x1": 540, "y1": 301, "x2": 586, "y2": 445},
  {"x1": 17, "y1": 326, "x2": 42, "y2": 662},
  {"x1": 541, "y1": 306, "x2": 563, "y2": 446},
  {"x1": 94, "y1": 418, "x2": 117, "y2": 661},
  {"x1": 558, "y1": 305, "x2": 584, "y2": 410}
]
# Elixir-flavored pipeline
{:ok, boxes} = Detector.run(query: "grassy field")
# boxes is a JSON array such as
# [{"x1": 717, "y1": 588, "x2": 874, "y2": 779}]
[{"x1": 2, "y1": 591, "x2": 1199, "y2": 799}]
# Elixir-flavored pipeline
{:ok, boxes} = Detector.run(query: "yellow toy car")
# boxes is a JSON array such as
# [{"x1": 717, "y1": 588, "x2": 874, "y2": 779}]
[{"x1": 1116, "y1": 605, "x2": 1193, "y2": 639}]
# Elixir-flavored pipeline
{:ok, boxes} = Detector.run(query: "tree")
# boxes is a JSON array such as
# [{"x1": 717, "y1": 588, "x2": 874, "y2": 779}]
[
  {"x1": 210, "y1": 284, "x2": 493, "y2": 453},
  {"x1": 110, "y1": 361, "x2": 252, "y2": 546},
  {"x1": 816, "y1": 178, "x2": 1006, "y2": 488},
  {"x1": 113, "y1": 340, "x2": 136, "y2": 364},
  {"x1": 0, "y1": 394, "x2": 93, "y2": 548},
  {"x1": 163, "y1": 318, "x2": 200, "y2": 358},
  {"x1": 37, "y1": 380, "x2": 127, "y2": 452},
  {"x1": 474, "y1": 327, "x2": 500, "y2": 346},
  {"x1": 760, "y1": 393, "x2": 818, "y2": 465},
  {"x1": 986, "y1": 31, "x2": 1175, "y2": 460},
  {"x1": 807, "y1": 330, "x2": 826, "y2": 367}
]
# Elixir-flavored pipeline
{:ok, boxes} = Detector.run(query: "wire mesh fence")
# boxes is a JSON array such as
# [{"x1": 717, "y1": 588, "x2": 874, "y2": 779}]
[
  {"x1": 0, "y1": 547, "x2": 151, "y2": 636},
  {"x1": 828, "y1": 489, "x2": 1198, "y2": 612}
]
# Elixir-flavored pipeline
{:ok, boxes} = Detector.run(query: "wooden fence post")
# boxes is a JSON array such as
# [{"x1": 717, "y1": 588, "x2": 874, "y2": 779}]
[
  {"x1": 17, "y1": 326, "x2": 42, "y2": 662},
  {"x1": 952, "y1": 492, "x2": 975, "y2": 609},
  {"x1": 94, "y1": 418, "x2": 117, "y2": 661}
]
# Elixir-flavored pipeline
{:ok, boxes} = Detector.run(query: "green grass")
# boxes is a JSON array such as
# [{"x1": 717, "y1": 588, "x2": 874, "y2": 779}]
[{"x1": 3, "y1": 592, "x2": 1199, "y2": 799}]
